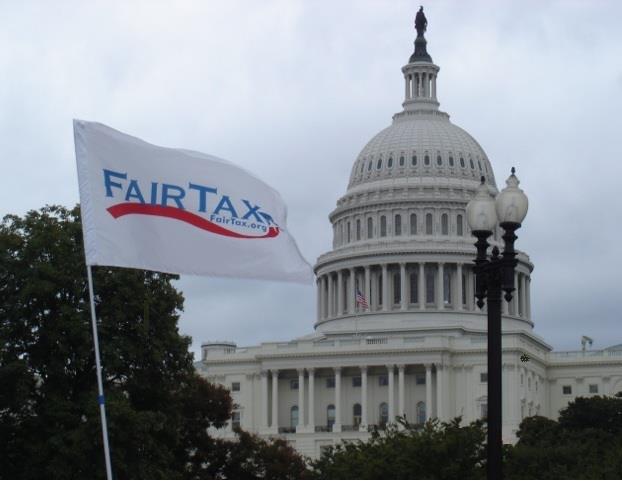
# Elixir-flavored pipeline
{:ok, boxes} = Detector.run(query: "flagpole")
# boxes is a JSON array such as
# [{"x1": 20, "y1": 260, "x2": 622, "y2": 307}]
[{"x1": 86, "y1": 265, "x2": 113, "y2": 480}]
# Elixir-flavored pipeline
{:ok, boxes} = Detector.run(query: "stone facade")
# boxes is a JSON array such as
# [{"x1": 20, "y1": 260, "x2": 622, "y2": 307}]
[{"x1": 196, "y1": 17, "x2": 622, "y2": 460}]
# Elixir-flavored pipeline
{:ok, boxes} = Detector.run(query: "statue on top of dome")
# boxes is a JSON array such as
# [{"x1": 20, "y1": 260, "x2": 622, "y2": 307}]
[{"x1": 415, "y1": 6, "x2": 427, "y2": 37}]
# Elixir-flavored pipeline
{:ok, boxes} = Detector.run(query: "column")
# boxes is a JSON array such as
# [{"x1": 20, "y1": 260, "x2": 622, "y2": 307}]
[
  {"x1": 405, "y1": 75, "x2": 411, "y2": 100},
  {"x1": 456, "y1": 263, "x2": 463, "y2": 311},
  {"x1": 326, "y1": 273, "x2": 335, "y2": 318},
  {"x1": 361, "y1": 366, "x2": 368, "y2": 429},
  {"x1": 321, "y1": 275, "x2": 327, "y2": 319},
  {"x1": 308, "y1": 368, "x2": 315, "y2": 430},
  {"x1": 271, "y1": 370, "x2": 279, "y2": 430},
  {"x1": 422, "y1": 72, "x2": 427, "y2": 97},
  {"x1": 520, "y1": 275, "x2": 527, "y2": 319},
  {"x1": 398, "y1": 365, "x2": 405, "y2": 418},
  {"x1": 418, "y1": 263, "x2": 425, "y2": 309},
  {"x1": 387, "y1": 365, "x2": 395, "y2": 423},
  {"x1": 337, "y1": 270, "x2": 344, "y2": 315},
  {"x1": 297, "y1": 369, "x2": 305, "y2": 430},
  {"x1": 261, "y1": 370, "x2": 269, "y2": 428},
  {"x1": 425, "y1": 364, "x2": 433, "y2": 420},
  {"x1": 432, "y1": 74, "x2": 437, "y2": 100},
  {"x1": 526, "y1": 277, "x2": 532, "y2": 320},
  {"x1": 316, "y1": 278, "x2": 321, "y2": 321},
  {"x1": 436, "y1": 365, "x2": 444, "y2": 420},
  {"x1": 400, "y1": 263, "x2": 407, "y2": 310},
  {"x1": 349, "y1": 268, "x2": 356, "y2": 314},
  {"x1": 334, "y1": 367, "x2": 342, "y2": 431},
  {"x1": 382, "y1": 264, "x2": 389, "y2": 311},
  {"x1": 364, "y1": 266, "x2": 371, "y2": 311},
  {"x1": 513, "y1": 272, "x2": 519, "y2": 315},
  {"x1": 437, "y1": 263, "x2": 444, "y2": 309}
]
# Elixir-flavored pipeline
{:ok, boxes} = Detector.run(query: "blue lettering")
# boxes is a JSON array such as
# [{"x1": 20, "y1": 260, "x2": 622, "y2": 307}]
[
  {"x1": 241, "y1": 200, "x2": 264, "y2": 223},
  {"x1": 150, "y1": 182, "x2": 158, "y2": 205},
  {"x1": 161, "y1": 184, "x2": 186, "y2": 209},
  {"x1": 103, "y1": 169, "x2": 127, "y2": 197},
  {"x1": 125, "y1": 180, "x2": 145, "y2": 203},
  {"x1": 213, "y1": 195, "x2": 238, "y2": 218},
  {"x1": 259, "y1": 211, "x2": 277, "y2": 226},
  {"x1": 189, "y1": 183, "x2": 217, "y2": 212}
]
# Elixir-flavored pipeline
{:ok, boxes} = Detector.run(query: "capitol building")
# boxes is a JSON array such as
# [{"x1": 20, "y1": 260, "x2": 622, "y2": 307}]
[{"x1": 196, "y1": 12, "x2": 622, "y2": 459}]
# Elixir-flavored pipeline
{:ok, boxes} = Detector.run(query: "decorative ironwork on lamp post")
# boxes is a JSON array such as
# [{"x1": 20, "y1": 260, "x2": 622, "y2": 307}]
[{"x1": 466, "y1": 168, "x2": 529, "y2": 480}]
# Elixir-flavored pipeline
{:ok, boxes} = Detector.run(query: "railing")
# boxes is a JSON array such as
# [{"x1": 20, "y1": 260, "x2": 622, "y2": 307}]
[
  {"x1": 549, "y1": 350, "x2": 622, "y2": 359},
  {"x1": 315, "y1": 425, "x2": 331, "y2": 432},
  {"x1": 366, "y1": 337, "x2": 388, "y2": 345},
  {"x1": 341, "y1": 425, "x2": 358, "y2": 432},
  {"x1": 278, "y1": 427, "x2": 296, "y2": 433}
]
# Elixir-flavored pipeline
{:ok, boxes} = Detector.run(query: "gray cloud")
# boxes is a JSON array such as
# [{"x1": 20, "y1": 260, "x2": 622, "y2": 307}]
[{"x1": 1, "y1": 0, "x2": 621, "y2": 357}]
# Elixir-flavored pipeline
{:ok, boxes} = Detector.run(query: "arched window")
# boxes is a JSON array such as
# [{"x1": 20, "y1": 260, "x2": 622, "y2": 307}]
[
  {"x1": 425, "y1": 213, "x2": 433, "y2": 235},
  {"x1": 416, "y1": 401, "x2": 426, "y2": 424},
  {"x1": 436, "y1": 155, "x2": 442, "y2": 166},
  {"x1": 393, "y1": 272, "x2": 401, "y2": 305},
  {"x1": 443, "y1": 268, "x2": 452, "y2": 304},
  {"x1": 368, "y1": 160, "x2": 373, "y2": 172},
  {"x1": 380, "y1": 216, "x2": 387, "y2": 237},
  {"x1": 441, "y1": 214, "x2": 448, "y2": 235},
  {"x1": 360, "y1": 161, "x2": 365, "y2": 174},
  {"x1": 399, "y1": 155, "x2": 405, "y2": 166},
  {"x1": 425, "y1": 266, "x2": 435, "y2": 304},
  {"x1": 469, "y1": 158, "x2": 475, "y2": 169},
  {"x1": 478, "y1": 160, "x2": 482, "y2": 171},
  {"x1": 460, "y1": 157, "x2": 465, "y2": 168},
  {"x1": 367, "y1": 217, "x2": 373, "y2": 239},
  {"x1": 449, "y1": 155, "x2": 454, "y2": 167},
  {"x1": 356, "y1": 219, "x2": 361, "y2": 240},
  {"x1": 410, "y1": 213, "x2": 417, "y2": 235},
  {"x1": 394, "y1": 214, "x2": 402, "y2": 236},
  {"x1": 378, "y1": 273, "x2": 383, "y2": 307},
  {"x1": 424, "y1": 154, "x2": 430, "y2": 166},
  {"x1": 327, "y1": 404, "x2": 335, "y2": 428},
  {"x1": 457, "y1": 214, "x2": 464, "y2": 236},
  {"x1": 290, "y1": 405, "x2": 299, "y2": 428},
  {"x1": 411, "y1": 155, "x2": 417, "y2": 166},
  {"x1": 353, "y1": 403, "x2": 362, "y2": 427},
  {"x1": 388, "y1": 157, "x2": 393, "y2": 168},
  {"x1": 377, "y1": 157, "x2": 383, "y2": 170},
  {"x1": 462, "y1": 273, "x2": 467, "y2": 305},
  {"x1": 409, "y1": 271, "x2": 418, "y2": 304},
  {"x1": 347, "y1": 222, "x2": 351, "y2": 243},
  {"x1": 379, "y1": 402, "x2": 389, "y2": 425}
]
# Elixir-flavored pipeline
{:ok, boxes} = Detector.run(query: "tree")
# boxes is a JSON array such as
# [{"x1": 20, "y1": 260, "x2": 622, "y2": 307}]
[
  {"x1": 0, "y1": 205, "x2": 307, "y2": 479},
  {"x1": 310, "y1": 418, "x2": 486, "y2": 479}
]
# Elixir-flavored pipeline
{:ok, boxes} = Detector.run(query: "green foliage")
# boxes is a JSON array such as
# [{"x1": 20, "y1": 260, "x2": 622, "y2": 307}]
[
  {"x1": 0, "y1": 205, "x2": 306, "y2": 479},
  {"x1": 311, "y1": 418, "x2": 486, "y2": 479}
]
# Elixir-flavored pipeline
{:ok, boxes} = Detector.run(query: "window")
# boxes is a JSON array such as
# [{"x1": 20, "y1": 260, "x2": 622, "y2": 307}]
[
  {"x1": 409, "y1": 271, "x2": 418, "y2": 304},
  {"x1": 380, "y1": 216, "x2": 387, "y2": 237},
  {"x1": 480, "y1": 372, "x2": 488, "y2": 383},
  {"x1": 443, "y1": 269, "x2": 451, "y2": 304},
  {"x1": 394, "y1": 214, "x2": 402, "y2": 236},
  {"x1": 521, "y1": 374, "x2": 524, "y2": 385},
  {"x1": 353, "y1": 403, "x2": 362, "y2": 427},
  {"x1": 379, "y1": 375, "x2": 388, "y2": 386},
  {"x1": 457, "y1": 214, "x2": 464, "y2": 236},
  {"x1": 356, "y1": 219, "x2": 361, "y2": 240},
  {"x1": 327, "y1": 404, "x2": 335, "y2": 428},
  {"x1": 410, "y1": 213, "x2": 417, "y2": 235},
  {"x1": 425, "y1": 213, "x2": 433, "y2": 235},
  {"x1": 326, "y1": 377, "x2": 335, "y2": 388},
  {"x1": 412, "y1": 154, "x2": 417, "y2": 166},
  {"x1": 424, "y1": 154, "x2": 430, "y2": 166},
  {"x1": 290, "y1": 379, "x2": 299, "y2": 390},
  {"x1": 562, "y1": 385, "x2": 572, "y2": 395},
  {"x1": 347, "y1": 222, "x2": 351, "y2": 243},
  {"x1": 416, "y1": 402, "x2": 426, "y2": 424},
  {"x1": 360, "y1": 161, "x2": 365, "y2": 174},
  {"x1": 481, "y1": 403, "x2": 488, "y2": 419},
  {"x1": 469, "y1": 158, "x2": 475, "y2": 169},
  {"x1": 367, "y1": 218, "x2": 373, "y2": 238},
  {"x1": 352, "y1": 376, "x2": 361, "y2": 387},
  {"x1": 290, "y1": 406, "x2": 299, "y2": 427},
  {"x1": 441, "y1": 214, "x2": 448, "y2": 235},
  {"x1": 460, "y1": 157, "x2": 465, "y2": 168},
  {"x1": 416, "y1": 374, "x2": 426, "y2": 385},
  {"x1": 462, "y1": 273, "x2": 467, "y2": 305},
  {"x1": 425, "y1": 267, "x2": 435, "y2": 304},
  {"x1": 379, "y1": 402, "x2": 389, "y2": 425},
  {"x1": 368, "y1": 160, "x2": 373, "y2": 171},
  {"x1": 232, "y1": 411, "x2": 241, "y2": 429},
  {"x1": 378, "y1": 273, "x2": 383, "y2": 307},
  {"x1": 436, "y1": 155, "x2": 442, "y2": 166},
  {"x1": 528, "y1": 378, "x2": 531, "y2": 390},
  {"x1": 377, "y1": 157, "x2": 383, "y2": 170},
  {"x1": 231, "y1": 382, "x2": 241, "y2": 392},
  {"x1": 388, "y1": 156, "x2": 393, "y2": 168},
  {"x1": 478, "y1": 160, "x2": 482, "y2": 171},
  {"x1": 589, "y1": 384, "x2": 599, "y2": 394},
  {"x1": 449, "y1": 156, "x2": 454, "y2": 167},
  {"x1": 393, "y1": 273, "x2": 401, "y2": 305},
  {"x1": 399, "y1": 155, "x2": 405, "y2": 166}
]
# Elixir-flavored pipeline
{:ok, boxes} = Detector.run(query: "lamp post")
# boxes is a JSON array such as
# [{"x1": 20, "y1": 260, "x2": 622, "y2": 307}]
[{"x1": 466, "y1": 168, "x2": 529, "y2": 480}]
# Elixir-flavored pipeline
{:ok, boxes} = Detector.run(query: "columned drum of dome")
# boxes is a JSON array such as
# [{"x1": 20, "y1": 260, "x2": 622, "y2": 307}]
[{"x1": 314, "y1": 9, "x2": 533, "y2": 335}]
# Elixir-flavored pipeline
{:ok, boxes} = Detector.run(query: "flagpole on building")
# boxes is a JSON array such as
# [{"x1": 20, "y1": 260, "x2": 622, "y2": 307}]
[{"x1": 86, "y1": 265, "x2": 113, "y2": 480}]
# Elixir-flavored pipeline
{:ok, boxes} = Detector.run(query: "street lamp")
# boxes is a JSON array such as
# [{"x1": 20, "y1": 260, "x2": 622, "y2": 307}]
[{"x1": 466, "y1": 168, "x2": 529, "y2": 480}]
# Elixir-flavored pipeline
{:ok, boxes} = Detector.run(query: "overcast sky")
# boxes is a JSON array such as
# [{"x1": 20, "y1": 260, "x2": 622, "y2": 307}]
[{"x1": 2, "y1": 1, "x2": 621, "y2": 357}]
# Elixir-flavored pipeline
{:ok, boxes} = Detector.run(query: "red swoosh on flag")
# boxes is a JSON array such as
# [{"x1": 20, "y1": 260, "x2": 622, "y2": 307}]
[{"x1": 106, "y1": 203, "x2": 280, "y2": 239}]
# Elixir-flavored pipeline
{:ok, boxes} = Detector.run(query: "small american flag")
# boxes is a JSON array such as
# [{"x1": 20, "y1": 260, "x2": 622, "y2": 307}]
[{"x1": 356, "y1": 288, "x2": 369, "y2": 310}]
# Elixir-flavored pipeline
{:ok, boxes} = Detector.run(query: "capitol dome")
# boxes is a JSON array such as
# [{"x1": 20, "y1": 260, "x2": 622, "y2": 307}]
[{"x1": 314, "y1": 15, "x2": 533, "y2": 335}]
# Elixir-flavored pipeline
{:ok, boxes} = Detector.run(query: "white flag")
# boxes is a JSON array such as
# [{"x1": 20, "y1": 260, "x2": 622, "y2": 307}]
[{"x1": 74, "y1": 120, "x2": 313, "y2": 283}]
